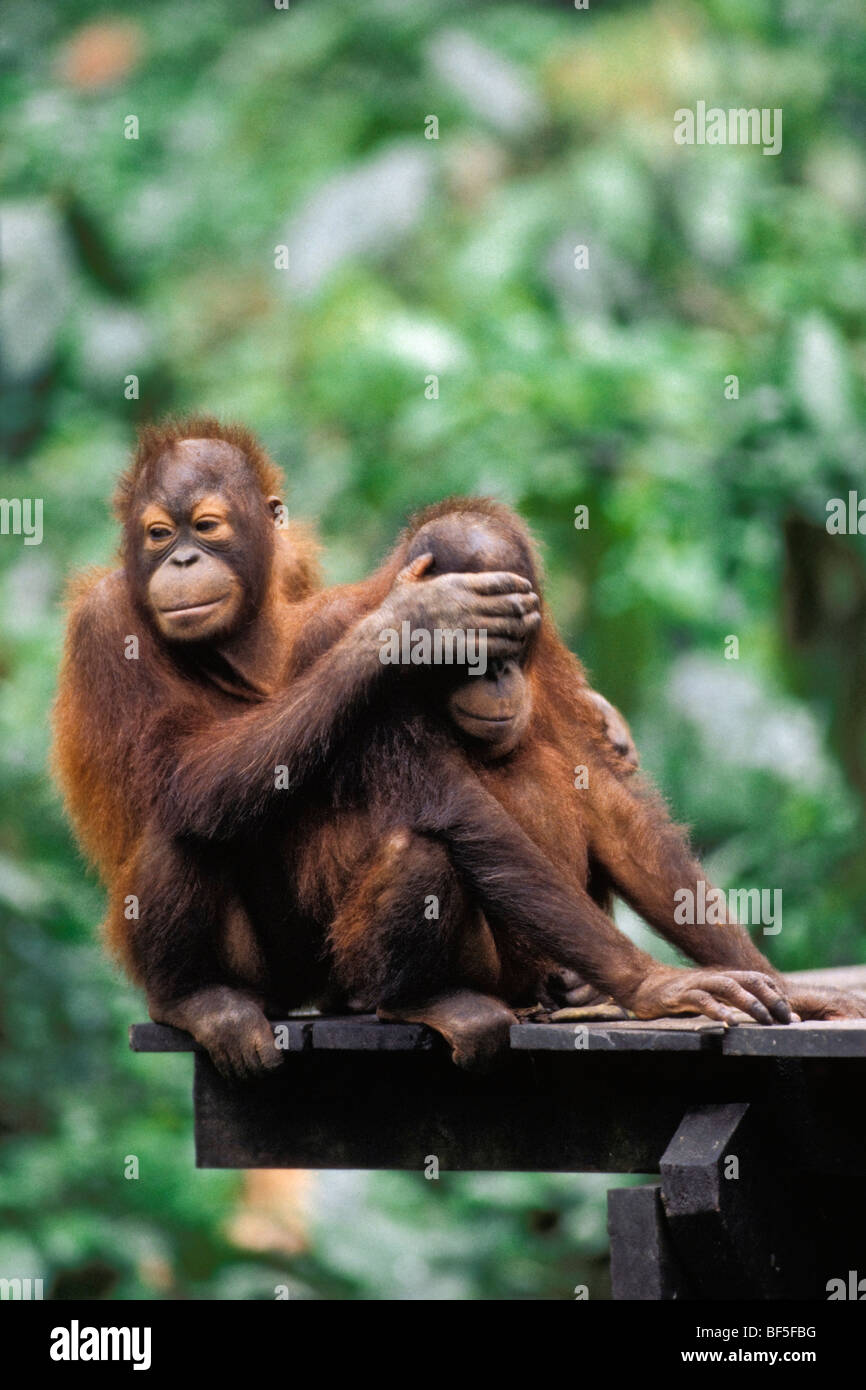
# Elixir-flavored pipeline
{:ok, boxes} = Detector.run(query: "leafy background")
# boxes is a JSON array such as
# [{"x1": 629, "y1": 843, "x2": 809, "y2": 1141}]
[{"x1": 1, "y1": 0, "x2": 865, "y2": 1299}]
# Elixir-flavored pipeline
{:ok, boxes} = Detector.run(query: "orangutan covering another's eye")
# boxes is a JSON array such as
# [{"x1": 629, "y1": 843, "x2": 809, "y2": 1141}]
[
  {"x1": 53, "y1": 421, "x2": 552, "y2": 1074},
  {"x1": 276, "y1": 501, "x2": 859, "y2": 1069},
  {"x1": 53, "y1": 421, "x2": 866, "y2": 1079}
]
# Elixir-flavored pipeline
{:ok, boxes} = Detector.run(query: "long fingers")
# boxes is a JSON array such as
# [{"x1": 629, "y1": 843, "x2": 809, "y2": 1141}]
[
  {"x1": 459, "y1": 571, "x2": 535, "y2": 596},
  {"x1": 688, "y1": 971, "x2": 792, "y2": 1026},
  {"x1": 471, "y1": 592, "x2": 540, "y2": 619},
  {"x1": 732, "y1": 971, "x2": 792, "y2": 1023},
  {"x1": 681, "y1": 991, "x2": 745, "y2": 1026},
  {"x1": 478, "y1": 612, "x2": 541, "y2": 641},
  {"x1": 702, "y1": 978, "x2": 774, "y2": 1025}
]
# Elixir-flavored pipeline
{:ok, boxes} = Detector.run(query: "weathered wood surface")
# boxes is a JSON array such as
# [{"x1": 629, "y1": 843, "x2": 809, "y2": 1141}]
[
  {"x1": 129, "y1": 964, "x2": 866, "y2": 1058},
  {"x1": 608, "y1": 1184, "x2": 693, "y2": 1301},
  {"x1": 129, "y1": 1025, "x2": 866, "y2": 1174},
  {"x1": 131, "y1": 1012, "x2": 866, "y2": 1058},
  {"x1": 612, "y1": 1101, "x2": 866, "y2": 1301},
  {"x1": 129, "y1": 966, "x2": 866, "y2": 1298}
]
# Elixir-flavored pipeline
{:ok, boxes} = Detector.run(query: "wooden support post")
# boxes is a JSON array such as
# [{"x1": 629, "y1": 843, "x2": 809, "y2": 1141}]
[
  {"x1": 660, "y1": 1102, "x2": 823, "y2": 1299},
  {"x1": 130, "y1": 1007, "x2": 866, "y2": 1299},
  {"x1": 608, "y1": 1184, "x2": 693, "y2": 1300}
]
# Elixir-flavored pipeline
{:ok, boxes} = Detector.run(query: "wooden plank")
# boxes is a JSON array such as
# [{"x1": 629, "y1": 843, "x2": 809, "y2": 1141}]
[
  {"x1": 129, "y1": 1022, "x2": 197, "y2": 1052},
  {"x1": 133, "y1": 1013, "x2": 866, "y2": 1061},
  {"x1": 132, "y1": 1014, "x2": 728, "y2": 1055},
  {"x1": 510, "y1": 1019, "x2": 723, "y2": 1052},
  {"x1": 661, "y1": 1102, "x2": 751, "y2": 1215},
  {"x1": 133, "y1": 1014, "x2": 866, "y2": 1058},
  {"x1": 129, "y1": 1019, "x2": 311, "y2": 1053},
  {"x1": 311, "y1": 1015, "x2": 434, "y2": 1052},
  {"x1": 608, "y1": 1184, "x2": 693, "y2": 1300},
  {"x1": 723, "y1": 1019, "x2": 866, "y2": 1058},
  {"x1": 129, "y1": 961, "x2": 866, "y2": 1054},
  {"x1": 191, "y1": 1050, "x2": 695, "y2": 1172}
]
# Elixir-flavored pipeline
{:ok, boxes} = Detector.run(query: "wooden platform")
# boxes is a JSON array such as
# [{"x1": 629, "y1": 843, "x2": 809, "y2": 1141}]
[
  {"x1": 130, "y1": 966, "x2": 866, "y2": 1299},
  {"x1": 131, "y1": 1010, "x2": 866, "y2": 1060}
]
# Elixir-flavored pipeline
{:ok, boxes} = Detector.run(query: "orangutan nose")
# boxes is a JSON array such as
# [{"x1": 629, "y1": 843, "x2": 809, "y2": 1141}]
[{"x1": 170, "y1": 547, "x2": 200, "y2": 567}]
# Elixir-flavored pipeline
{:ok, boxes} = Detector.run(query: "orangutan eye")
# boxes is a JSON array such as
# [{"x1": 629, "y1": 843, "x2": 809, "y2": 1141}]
[
  {"x1": 194, "y1": 518, "x2": 220, "y2": 533},
  {"x1": 148, "y1": 524, "x2": 173, "y2": 541}
]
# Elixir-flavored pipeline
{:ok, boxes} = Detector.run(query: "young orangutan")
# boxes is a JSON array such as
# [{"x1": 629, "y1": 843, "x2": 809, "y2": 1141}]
[
  {"x1": 56, "y1": 418, "x2": 638, "y2": 1076},
  {"x1": 259, "y1": 499, "x2": 861, "y2": 1068},
  {"x1": 53, "y1": 421, "x2": 542, "y2": 1076},
  {"x1": 57, "y1": 418, "x2": 854, "y2": 1077}
]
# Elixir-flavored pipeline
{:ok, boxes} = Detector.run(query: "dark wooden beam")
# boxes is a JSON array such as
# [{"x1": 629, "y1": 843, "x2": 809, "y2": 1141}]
[{"x1": 608, "y1": 1183, "x2": 694, "y2": 1300}]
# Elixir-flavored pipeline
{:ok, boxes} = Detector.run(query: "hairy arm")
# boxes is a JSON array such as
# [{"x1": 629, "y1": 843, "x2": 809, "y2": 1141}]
[
  {"x1": 584, "y1": 760, "x2": 782, "y2": 977},
  {"x1": 156, "y1": 567, "x2": 541, "y2": 839},
  {"x1": 53, "y1": 570, "x2": 170, "y2": 876},
  {"x1": 57, "y1": 561, "x2": 539, "y2": 844},
  {"x1": 582, "y1": 760, "x2": 866, "y2": 1021},
  {"x1": 413, "y1": 745, "x2": 659, "y2": 1000},
  {"x1": 411, "y1": 740, "x2": 789, "y2": 1024}
]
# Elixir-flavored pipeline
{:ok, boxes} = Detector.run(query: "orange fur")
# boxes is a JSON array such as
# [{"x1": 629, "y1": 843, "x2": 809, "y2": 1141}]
[{"x1": 52, "y1": 422, "x2": 321, "y2": 970}]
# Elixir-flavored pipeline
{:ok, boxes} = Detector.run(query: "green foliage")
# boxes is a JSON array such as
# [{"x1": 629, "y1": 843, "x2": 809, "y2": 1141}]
[{"x1": 1, "y1": 0, "x2": 865, "y2": 1298}]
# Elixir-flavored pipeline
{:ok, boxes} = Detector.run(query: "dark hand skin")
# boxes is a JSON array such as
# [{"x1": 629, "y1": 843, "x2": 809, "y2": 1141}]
[
  {"x1": 628, "y1": 965, "x2": 791, "y2": 1026},
  {"x1": 386, "y1": 553, "x2": 542, "y2": 666},
  {"x1": 160, "y1": 987, "x2": 283, "y2": 1079},
  {"x1": 586, "y1": 690, "x2": 639, "y2": 769},
  {"x1": 379, "y1": 991, "x2": 517, "y2": 1072},
  {"x1": 546, "y1": 958, "x2": 792, "y2": 1028}
]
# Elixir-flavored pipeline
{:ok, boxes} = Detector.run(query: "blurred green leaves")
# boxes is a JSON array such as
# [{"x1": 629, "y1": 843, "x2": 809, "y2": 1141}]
[{"x1": 1, "y1": 0, "x2": 865, "y2": 1299}]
